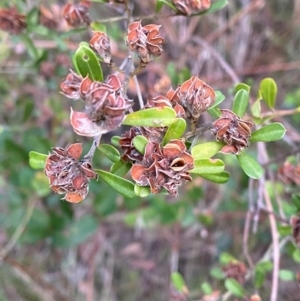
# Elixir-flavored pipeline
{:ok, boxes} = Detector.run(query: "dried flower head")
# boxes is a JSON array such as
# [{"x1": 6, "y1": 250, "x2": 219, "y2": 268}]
[
  {"x1": 62, "y1": 1, "x2": 91, "y2": 27},
  {"x1": 44, "y1": 143, "x2": 97, "y2": 203},
  {"x1": 211, "y1": 109, "x2": 253, "y2": 154},
  {"x1": 177, "y1": 76, "x2": 215, "y2": 121},
  {"x1": 70, "y1": 75, "x2": 132, "y2": 136},
  {"x1": 126, "y1": 21, "x2": 165, "y2": 65},
  {"x1": 119, "y1": 127, "x2": 144, "y2": 162},
  {"x1": 222, "y1": 261, "x2": 247, "y2": 284},
  {"x1": 278, "y1": 162, "x2": 300, "y2": 186},
  {"x1": 89, "y1": 31, "x2": 112, "y2": 64},
  {"x1": 131, "y1": 139, "x2": 194, "y2": 197},
  {"x1": 60, "y1": 70, "x2": 83, "y2": 99},
  {"x1": 172, "y1": 0, "x2": 211, "y2": 15},
  {"x1": 0, "y1": 7, "x2": 26, "y2": 34},
  {"x1": 291, "y1": 215, "x2": 300, "y2": 244}
]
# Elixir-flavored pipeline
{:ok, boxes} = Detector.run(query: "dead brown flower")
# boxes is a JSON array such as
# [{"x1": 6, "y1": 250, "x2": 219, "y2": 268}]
[
  {"x1": 278, "y1": 162, "x2": 300, "y2": 186},
  {"x1": 291, "y1": 215, "x2": 300, "y2": 244},
  {"x1": 62, "y1": 1, "x2": 91, "y2": 27},
  {"x1": 126, "y1": 21, "x2": 165, "y2": 65},
  {"x1": 222, "y1": 261, "x2": 247, "y2": 284},
  {"x1": 70, "y1": 75, "x2": 132, "y2": 136},
  {"x1": 176, "y1": 76, "x2": 215, "y2": 121},
  {"x1": 89, "y1": 31, "x2": 112, "y2": 64},
  {"x1": 60, "y1": 70, "x2": 83, "y2": 100},
  {"x1": 0, "y1": 7, "x2": 26, "y2": 34},
  {"x1": 131, "y1": 139, "x2": 194, "y2": 197},
  {"x1": 172, "y1": 0, "x2": 211, "y2": 15},
  {"x1": 211, "y1": 109, "x2": 253, "y2": 154},
  {"x1": 44, "y1": 143, "x2": 97, "y2": 203}
]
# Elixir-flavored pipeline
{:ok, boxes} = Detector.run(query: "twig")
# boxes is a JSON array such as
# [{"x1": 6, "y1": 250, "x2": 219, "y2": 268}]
[
  {"x1": 133, "y1": 74, "x2": 144, "y2": 109},
  {"x1": 205, "y1": 0, "x2": 265, "y2": 44},
  {"x1": 84, "y1": 134, "x2": 102, "y2": 160},
  {"x1": 0, "y1": 198, "x2": 37, "y2": 261},
  {"x1": 191, "y1": 37, "x2": 240, "y2": 84},
  {"x1": 264, "y1": 188, "x2": 280, "y2": 301}
]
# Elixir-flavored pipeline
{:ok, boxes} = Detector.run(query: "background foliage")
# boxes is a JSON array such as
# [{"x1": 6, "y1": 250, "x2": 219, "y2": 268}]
[{"x1": 0, "y1": 0, "x2": 300, "y2": 300}]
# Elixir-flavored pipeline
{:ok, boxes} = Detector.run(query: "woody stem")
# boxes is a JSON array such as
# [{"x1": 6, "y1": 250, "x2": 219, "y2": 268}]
[{"x1": 84, "y1": 134, "x2": 102, "y2": 160}]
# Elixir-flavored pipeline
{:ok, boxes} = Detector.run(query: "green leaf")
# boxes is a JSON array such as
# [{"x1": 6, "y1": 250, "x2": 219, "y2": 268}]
[
  {"x1": 278, "y1": 225, "x2": 292, "y2": 237},
  {"x1": 256, "y1": 261, "x2": 273, "y2": 272},
  {"x1": 201, "y1": 282, "x2": 213, "y2": 295},
  {"x1": 207, "y1": 106, "x2": 221, "y2": 118},
  {"x1": 291, "y1": 194, "x2": 300, "y2": 211},
  {"x1": 163, "y1": 118, "x2": 186, "y2": 145},
  {"x1": 90, "y1": 22, "x2": 107, "y2": 32},
  {"x1": 155, "y1": 0, "x2": 177, "y2": 12},
  {"x1": 171, "y1": 272, "x2": 187, "y2": 293},
  {"x1": 210, "y1": 267, "x2": 225, "y2": 280},
  {"x1": 251, "y1": 98, "x2": 261, "y2": 118},
  {"x1": 292, "y1": 249, "x2": 300, "y2": 263},
  {"x1": 96, "y1": 169, "x2": 135, "y2": 198},
  {"x1": 259, "y1": 78, "x2": 277, "y2": 109},
  {"x1": 20, "y1": 33, "x2": 40, "y2": 60},
  {"x1": 29, "y1": 151, "x2": 47, "y2": 169},
  {"x1": 235, "y1": 83, "x2": 250, "y2": 93},
  {"x1": 236, "y1": 152, "x2": 263, "y2": 179},
  {"x1": 208, "y1": 90, "x2": 225, "y2": 110},
  {"x1": 98, "y1": 144, "x2": 120, "y2": 162},
  {"x1": 254, "y1": 270, "x2": 266, "y2": 288},
  {"x1": 232, "y1": 89, "x2": 249, "y2": 117},
  {"x1": 279, "y1": 270, "x2": 295, "y2": 281},
  {"x1": 132, "y1": 135, "x2": 148, "y2": 154},
  {"x1": 191, "y1": 142, "x2": 224, "y2": 159},
  {"x1": 111, "y1": 136, "x2": 121, "y2": 147},
  {"x1": 123, "y1": 107, "x2": 177, "y2": 127},
  {"x1": 200, "y1": 171, "x2": 230, "y2": 183},
  {"x1": 110, "y1": 160, "x2": 131, "y2": 177},
  {"x1": 190, "y1": 159, "x2": 225, "y2": 175},
  {"x1": 224, "y1": 278, "x2": 245, "y2": 298},
  {"x1": 134, "y1": 184, "x2": 150, "y2": 197},
  {"x1": 219, "y1": 252, "x2": 236, "y2": 264},
  {"x1": 202, "y1": 0, "x2": 228, "y2": 14},
  {"x1": 250, "y1": 123, "x2": 286, "y2": 142},
  {"x1": 74, "y1": 42, "x2": 103, "y2": 81}
]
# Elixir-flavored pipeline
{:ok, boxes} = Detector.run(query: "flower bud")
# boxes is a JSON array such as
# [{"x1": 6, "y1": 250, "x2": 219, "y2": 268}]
[{"x1": 89, "y1": 31, "x2": 112, "y2": 64}]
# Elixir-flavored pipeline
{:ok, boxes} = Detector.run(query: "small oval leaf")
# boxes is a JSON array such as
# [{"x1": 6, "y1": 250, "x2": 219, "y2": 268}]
[
  {"x1": 202, "y1": 0, "x2": 228, "y2": 15},
  {"x1": 259, "y1": 78, "x2": 277, "y2": 109},
  {"x1": 74, "y1": 42, "x2": 103, "y2": 81},
  {"x1": 96, "y1": 169, "x2": 135, "y2": 198},
  {"x1": 232, "y1": 89, "x2": 249, "y2": 117},
  {"x1": 163, "y1": 118, "x2": 186, "y2": 145},
  {"x1": 110, "y1": 160, "x2": 132, "y2": 177},
  {"x1": 200, "y1": 171, "x2": 230, "y2": 183},
  {"x1": 98, "y1": 144, "x2": 120, "y2": 162},
  {"x1": 123, "y1": 107, "x2": 177, "y2": 127},
  {"x1": 250, "y1": 123, "x2": 286, "y2": 142},
  {"x1": 208, "y1": 90, "x2": 225, "y2": 110},
  {"x1": 191, "y1": 142, "x2": 224, "y2": 160},
  {"x1": 134, "y1": 184, "x2": 150, "y2": 197},
  {"x1": 224, "y1": 278, "x2": 245, "y2": 298},
  {"x1": 171, "y1": 272, "x2": 188, "y2": 293},
  {"x1": 236, "y1": 151, "x2": 263, "y2": 179},
  {"x1": 132, "y1": 135, "x2": 148, "y2": 154},
  {"x1": 29, "y1": 151, "x2": 47, "y2": 169},
  {"x1": 190, "y1": 159, "x2": 225, "y2": 175},
  {"x1": 251, "y1": 99, "x2": 261, "y2": 118},
  {"x1": 235, "y1": 83, "x2": 250, "y2": 93},
  {"x1": 111, "y1": 136, "x2": 121, "y2": 147}
]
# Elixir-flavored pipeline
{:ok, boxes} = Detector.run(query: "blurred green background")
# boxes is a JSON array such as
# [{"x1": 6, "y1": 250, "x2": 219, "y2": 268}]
[{"x1": 0, "y1": 0, "x2": 300, "y2": 300}]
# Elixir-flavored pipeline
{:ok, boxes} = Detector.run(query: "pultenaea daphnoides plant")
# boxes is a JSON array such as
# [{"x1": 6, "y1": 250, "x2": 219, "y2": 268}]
[{"x1": 27, "y1": 0, "x2": 286, "y2": 206}]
